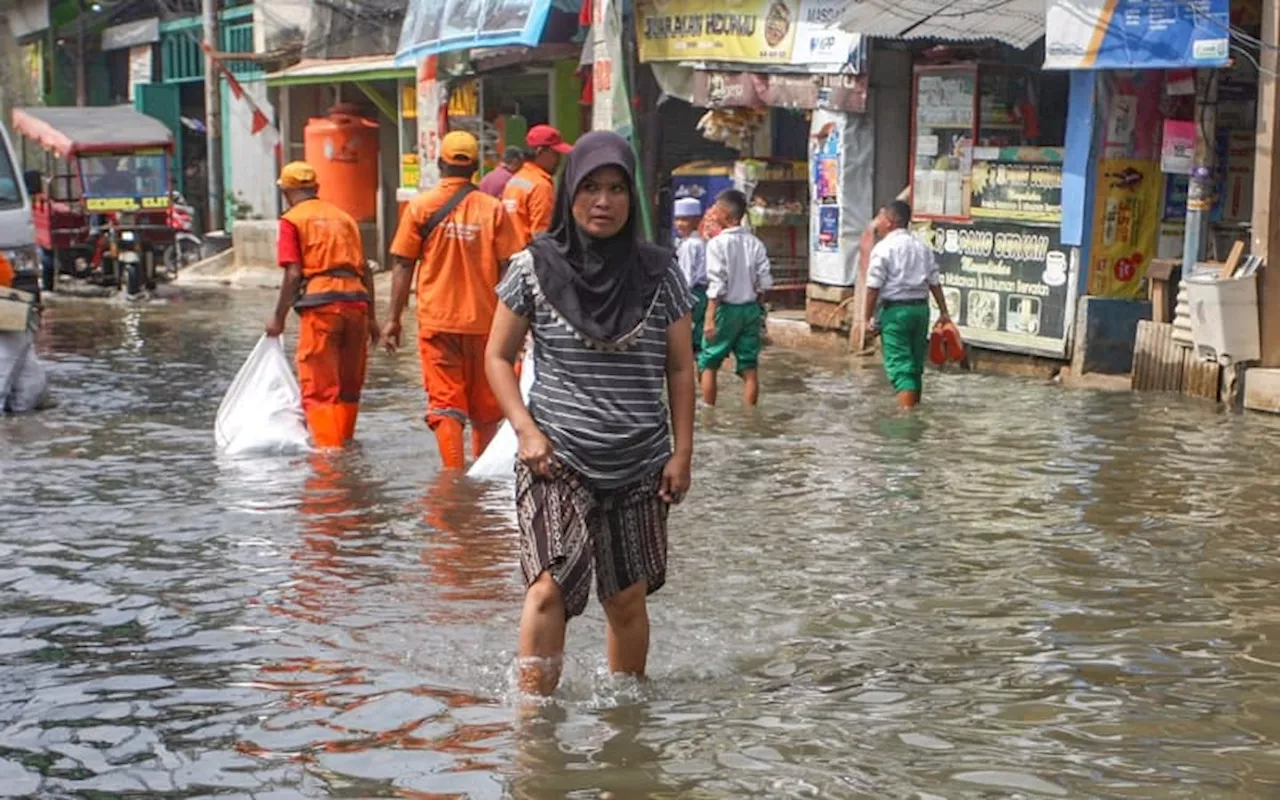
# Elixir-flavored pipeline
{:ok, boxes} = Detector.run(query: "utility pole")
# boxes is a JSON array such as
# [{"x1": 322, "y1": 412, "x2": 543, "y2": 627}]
[
  {"x1": 1255, "y1": 0, "x2": 1280, "y2": 366},
  {"x1": 203, "y1": 0, "x2": 224, "y2": 231},
  {"x1": 75, "y1": 0, "x2": 87, "y2": 106}
]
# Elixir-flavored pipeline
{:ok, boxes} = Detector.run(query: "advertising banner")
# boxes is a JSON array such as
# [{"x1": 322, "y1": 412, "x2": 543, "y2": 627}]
[
  {"x1": 1045, "y1": 0, "x2": 1231, "y2": 70},
  {"x1": 692, "y1": 71, "x2": 867, "y2": 112},
  {"x1": 416, "y1": 57, "x2": 442, "y2": 189},
  {"x1": 636, "y1": 0, "x2": 859, "y2": 68},
  {"x1": 915, "y1": 219, "x2": 1076, "y2": 357},
  {"x1": 591, "y1": 0, "x2": 633, "y2": 136},
  {"x1": 969, "y1": 161, "x2": 1063, "y2": 224},
  {"x1": 1087, "y1": 159, "x2": 1162, "y2": 299},
  {"x1": 397, "y1": 0, "x2": 553, "y2": 63}
]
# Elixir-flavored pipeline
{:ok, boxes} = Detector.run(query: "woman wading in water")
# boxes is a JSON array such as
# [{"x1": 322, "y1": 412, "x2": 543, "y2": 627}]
[{"x1": 485, "y1": 131, "x2": 697, "y2": 695}]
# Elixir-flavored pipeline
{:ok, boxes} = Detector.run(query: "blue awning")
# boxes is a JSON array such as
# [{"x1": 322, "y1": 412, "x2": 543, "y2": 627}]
[{"x1": 395, "y1": 0, "x2": 556, "y2": 65}]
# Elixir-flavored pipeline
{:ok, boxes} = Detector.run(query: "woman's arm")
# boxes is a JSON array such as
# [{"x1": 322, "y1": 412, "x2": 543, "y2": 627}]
[
  {"x1": 662, "y1": 313, "x2": 696, "y2": 503},
  {"x1": 486, "y1": 303, "x2": 557, "y2": 476},
  {"x1": 485, "y1": 303, "x2": 534, "y2": 433}
]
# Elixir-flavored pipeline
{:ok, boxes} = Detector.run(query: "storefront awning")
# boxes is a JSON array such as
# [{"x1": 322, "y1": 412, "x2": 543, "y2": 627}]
[
  {"x1": 835, "y1": 0, "x2": 1044, "y2": 49},
  {"x1": 265, "y1": 56, "x2": 414, "y2": 87},
  {"x1": 395, "y1": 0, "x2": 556, "y2": 65}
]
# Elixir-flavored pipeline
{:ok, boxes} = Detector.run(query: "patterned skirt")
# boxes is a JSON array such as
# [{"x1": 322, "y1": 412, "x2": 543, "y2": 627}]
[{"x1": 515, "y1": 462, "x2": 669, "y2": 619}]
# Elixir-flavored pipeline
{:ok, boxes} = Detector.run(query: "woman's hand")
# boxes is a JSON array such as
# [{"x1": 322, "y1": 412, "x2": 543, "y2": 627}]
[
  {"x1": 518, "y1": 426, "x2": 558, "y2": 478},
  {"x1": 659, "y1": 453, "x2": 691, "y2": 504}
]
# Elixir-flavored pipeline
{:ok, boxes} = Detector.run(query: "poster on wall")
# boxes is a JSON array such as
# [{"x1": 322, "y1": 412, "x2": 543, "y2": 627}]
[
  {"x1": 1044, "y1": 0, "x2": 1230, "y2": 70},
  {"x1": 1088, "y1": 159, "x2": 1162, "y2": 299},
  {"x1": 127, "y1": 46, "x2": 152, "y2": 102},
  {"x1": 416, "y1": 56, "x2": 442, "y2": 190},
  {"x1": 807, "y1": 108, "x2": 870, "y2": 286},
  {"x1": 915, "y1": 220, "x2": 1076, "y2": 357}
]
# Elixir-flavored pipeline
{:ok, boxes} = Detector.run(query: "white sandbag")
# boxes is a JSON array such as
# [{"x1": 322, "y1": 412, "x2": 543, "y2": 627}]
[
  {"x1": 215, "y1": 335, "x2": 311, "y2": 456},
  {"x1": 0, "y1": 331, "x2": 50, "y2": 414},
  {"x1": 467, "y1": 351, "x2": 535, "y2": 480}
]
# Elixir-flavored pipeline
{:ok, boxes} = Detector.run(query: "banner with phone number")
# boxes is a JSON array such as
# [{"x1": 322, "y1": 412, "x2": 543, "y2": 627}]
[{"x1": 1088, "y1": 158, "x2": 1162, "y2": 299}]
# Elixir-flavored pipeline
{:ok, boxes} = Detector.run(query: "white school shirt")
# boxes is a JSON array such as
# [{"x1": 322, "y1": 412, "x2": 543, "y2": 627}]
[
  {"x1": 676, "y1": 232, "x2": 707, "y2": 288},
  {"x1": 705, "y1": 226, "x2": 773, "y2": 305},
  {"x1": 866, "y1": 228, "x2": 940, "y2": 301}
]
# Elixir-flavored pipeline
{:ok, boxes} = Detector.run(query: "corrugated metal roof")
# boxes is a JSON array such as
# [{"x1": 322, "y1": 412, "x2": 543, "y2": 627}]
[{"x1": 836, "y1": 0, "x2": 1044, "y2": 49}]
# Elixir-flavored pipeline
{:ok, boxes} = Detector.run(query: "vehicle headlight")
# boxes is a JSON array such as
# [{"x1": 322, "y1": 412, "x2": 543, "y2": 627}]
[
  {"x1": 2, "y1": 245, "x2": 39, "y2": 275},
  {"x1": 120, "y1": 231, "x2": 137, "y2": 243}
]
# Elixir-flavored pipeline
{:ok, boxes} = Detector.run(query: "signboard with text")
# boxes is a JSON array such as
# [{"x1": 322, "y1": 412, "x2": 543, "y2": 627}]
[
  {"x1": 914, "y1": 219, "x2": 1076, "y2": 357},
  {"x1": 397, "y1": 0, "x2": 552, "y2": 63},
  {"x1": 970, "y1": 161, "x2": 1063, "y2": 225},
  {"x1": 1045, "y1": 0, "x2": 1231, "y2": 70},
  {"x1": 636, "y1": 0, "x2": 860, "y2": 68}
]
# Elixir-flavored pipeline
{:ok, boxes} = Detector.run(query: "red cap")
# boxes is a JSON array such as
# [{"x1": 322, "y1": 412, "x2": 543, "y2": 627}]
[{"x1": 526, "y1": 124, "x2": 572, "y2": 154}]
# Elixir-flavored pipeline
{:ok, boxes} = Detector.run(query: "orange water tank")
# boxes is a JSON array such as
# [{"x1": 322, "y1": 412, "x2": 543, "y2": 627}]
[{"x1": 304, "y1": 106, "x2": 380, "y2": 223}]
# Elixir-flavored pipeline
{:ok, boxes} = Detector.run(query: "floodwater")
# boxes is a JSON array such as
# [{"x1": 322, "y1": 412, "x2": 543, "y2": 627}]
[{"x1": 5, "y1": 288, "x2": 1280, "y2": 799}]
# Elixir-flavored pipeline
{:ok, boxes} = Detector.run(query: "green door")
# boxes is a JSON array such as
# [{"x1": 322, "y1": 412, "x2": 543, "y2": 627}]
[{"x1": 134, "y1": 83, "x2": 184, "y2": 194}]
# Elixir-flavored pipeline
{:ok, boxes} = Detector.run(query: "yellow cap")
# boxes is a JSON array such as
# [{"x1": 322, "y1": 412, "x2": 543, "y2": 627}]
[
  {"x1": 441, "y1": 131, "x2": 479, "y2": 166},
  {"x1": 277, "y1": 161, "x2": 318, "y2": 190}
]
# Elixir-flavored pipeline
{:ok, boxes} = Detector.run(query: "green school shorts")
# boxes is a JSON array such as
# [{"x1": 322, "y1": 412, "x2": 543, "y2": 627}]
[
  {"x1": 879, "y1": 300, "x2": 930, "y2": 393},
  {"x1": 698, "y1": 301, "x2": 763, "y2": 375}
]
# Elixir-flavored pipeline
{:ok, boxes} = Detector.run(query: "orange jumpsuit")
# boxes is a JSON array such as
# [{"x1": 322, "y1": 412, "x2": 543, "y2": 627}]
[
  {"x1": 279, "y1": 198, "x2": 370, "y2": 448},
  {"x1": 390, "y1": 178, "x2": 522, "y2": 468},
  {"x1": 501, "y1": 161, "x2": 555, "y2": 247}
]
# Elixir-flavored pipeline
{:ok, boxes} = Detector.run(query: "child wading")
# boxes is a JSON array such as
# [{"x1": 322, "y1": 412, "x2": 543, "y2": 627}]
[
  {"x1": 485, "y1": 131, "x2": 697, "y2": 695},
  {"x1": 698, "y1": 190, "x2": 772, "y2": 407},
  {"x1": 673, "y1": 197, "x2": 707, "y2": 355},
  {"x1": 863, "y1": 200, "x2": 953, "y2": 409}
]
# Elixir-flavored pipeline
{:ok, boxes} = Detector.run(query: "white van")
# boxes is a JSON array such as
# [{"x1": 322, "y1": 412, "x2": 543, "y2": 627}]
[{"x1": 0, "y1": 121, "x2": 39, "y2": 298}]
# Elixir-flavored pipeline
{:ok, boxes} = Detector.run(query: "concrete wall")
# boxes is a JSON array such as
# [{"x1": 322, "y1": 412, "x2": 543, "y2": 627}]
[
  {"x1": 1071, "y1": 296, "x2": 1153, "y2": 375},
  {"x1": 233, "y1": 220, "x2": 279, "y2": 268}
]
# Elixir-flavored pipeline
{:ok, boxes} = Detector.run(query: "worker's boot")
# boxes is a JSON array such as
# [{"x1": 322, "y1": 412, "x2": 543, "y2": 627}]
[
  {"x1": 432, "y1": 418, "x2": 467, "y2": 470},
  {"x1": 307, "y1": 405, "x2": 345, "y2": 449}
]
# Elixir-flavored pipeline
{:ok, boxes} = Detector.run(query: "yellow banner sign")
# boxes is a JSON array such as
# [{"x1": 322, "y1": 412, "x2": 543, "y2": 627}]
[
  {"x1": 636, "y1": 0, "x2": 799, "y2": 64},
  {"x1": 1088, "y1": 159, "x2": 1161, "y2": 299}
]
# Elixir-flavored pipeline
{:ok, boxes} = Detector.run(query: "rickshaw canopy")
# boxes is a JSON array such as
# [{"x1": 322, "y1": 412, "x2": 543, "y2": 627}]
[{"x1": 11, "y1": 106, "x2": 174, "y2": 156}]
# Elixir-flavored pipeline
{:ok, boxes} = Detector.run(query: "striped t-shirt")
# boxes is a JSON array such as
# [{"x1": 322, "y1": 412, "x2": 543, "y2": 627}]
[{"x1": 497, "y1": 250, "x2": 693, "y2": 489}]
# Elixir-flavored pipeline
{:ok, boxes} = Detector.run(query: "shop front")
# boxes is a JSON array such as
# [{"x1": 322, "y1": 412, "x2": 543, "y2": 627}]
[
  {"x1": 635, "y1": 0, "x2": 872, "y2": 306},
  {"x1": 907, "y1": 61, "x2": 1077, "y2": 358},
  {"x1": 397, "y1": 0, "x2": 582, "y2": 194}
]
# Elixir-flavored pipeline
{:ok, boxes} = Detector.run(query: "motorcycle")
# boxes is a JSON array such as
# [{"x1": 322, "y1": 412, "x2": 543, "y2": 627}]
[{"x1": 163, "y1": 194, "x2": 203, "y2": 278}]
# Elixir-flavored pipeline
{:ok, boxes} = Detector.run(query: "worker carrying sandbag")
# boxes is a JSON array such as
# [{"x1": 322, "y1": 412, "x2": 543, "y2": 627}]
[
  {"x1": 215, "y1": 335, "x2": 311, "y2": 456},
  {"x1": 264, "y1": 162, "x2": 379, "y2": 448}
]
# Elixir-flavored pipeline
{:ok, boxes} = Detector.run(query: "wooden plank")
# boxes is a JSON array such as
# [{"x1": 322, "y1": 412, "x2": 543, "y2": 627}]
[
  {"x1": 1221, "y1": 240, "x2": 1246, "y2": 278},
  {"x1": 1132, "y1": 321, "x2": 1150, "y2": 391}
]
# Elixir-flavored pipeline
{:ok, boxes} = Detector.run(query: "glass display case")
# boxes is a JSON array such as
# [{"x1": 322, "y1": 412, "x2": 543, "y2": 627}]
[{"x1": 910, "y1": 63, "x2": 1035, "y2": 220}]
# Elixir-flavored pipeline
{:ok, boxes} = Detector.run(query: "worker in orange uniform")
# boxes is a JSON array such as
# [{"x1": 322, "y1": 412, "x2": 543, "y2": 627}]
[
  {"x1": 382, "y1": 131, "x2": 522, "y2": 469},
  {"x1": 501, "y1": 124, "x2": 572, "y2": 246},
  {"x1": 266, "y1": 162, "x2": 378, "y2": 448}
]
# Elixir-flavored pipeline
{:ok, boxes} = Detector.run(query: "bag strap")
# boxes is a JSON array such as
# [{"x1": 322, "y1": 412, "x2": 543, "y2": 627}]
[{"x1": 419, "y1": 183, "x2": 475, "y2": 243}]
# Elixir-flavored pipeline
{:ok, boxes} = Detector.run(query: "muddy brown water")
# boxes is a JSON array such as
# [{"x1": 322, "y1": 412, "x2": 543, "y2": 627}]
[{"x1": 4, "y1": 288, "x2": 1280, "y2": 798}]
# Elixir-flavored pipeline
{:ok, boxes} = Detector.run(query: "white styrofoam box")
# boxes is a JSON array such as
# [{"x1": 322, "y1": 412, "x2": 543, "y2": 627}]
[{"x1": 1188, "y1": 273, "x2": 1260, "y2": 365}]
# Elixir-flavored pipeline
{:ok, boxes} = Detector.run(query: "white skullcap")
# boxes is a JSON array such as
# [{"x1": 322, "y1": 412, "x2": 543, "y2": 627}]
[{"x1": 673, "y1": 197, "x2": 703, "y2": 218}]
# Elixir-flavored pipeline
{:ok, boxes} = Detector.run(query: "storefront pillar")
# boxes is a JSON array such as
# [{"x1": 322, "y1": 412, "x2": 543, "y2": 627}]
[{"x1": 1254, "y1": 0, "x2": 1280, "y2": 368}]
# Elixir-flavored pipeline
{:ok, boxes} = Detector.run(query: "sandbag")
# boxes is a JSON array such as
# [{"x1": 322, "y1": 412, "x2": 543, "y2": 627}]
[
  {"x1": 467, "y1": 350, "x2": 535, "y2": 480},
  {"x1": 0, "y1": 331, "x2": 50, "y2": 414},
  {"x1": 215, "y1": 335, "x2": 311, "y2": 456}
]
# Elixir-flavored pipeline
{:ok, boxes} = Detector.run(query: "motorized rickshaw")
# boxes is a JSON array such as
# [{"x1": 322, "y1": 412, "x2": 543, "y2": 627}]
[{"x1": 11, "y1": 105, "x2": 177, "y2": 296}]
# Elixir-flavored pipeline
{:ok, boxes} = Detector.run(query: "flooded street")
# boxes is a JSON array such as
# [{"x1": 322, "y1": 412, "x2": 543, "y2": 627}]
[{"x1": 6, "y1": 287, "x2": 1280, "y2": 798}]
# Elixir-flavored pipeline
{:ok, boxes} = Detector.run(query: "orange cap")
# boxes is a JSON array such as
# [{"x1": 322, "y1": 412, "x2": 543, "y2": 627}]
[
  {"x1": 441, "y1": 131, "x2": 479, "y2": 166},
  {"x1": 278, "y1": 161, "x2": 318, "y2": 190}
]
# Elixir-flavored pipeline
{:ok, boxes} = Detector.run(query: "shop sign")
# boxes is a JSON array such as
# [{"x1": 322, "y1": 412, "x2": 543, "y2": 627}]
[
  {"x1": 692, "y1": 71, "x2": 866, "y2": 112},
  {"x1": 637, "y1": 0, "x2": 859, "y2": 67},
  {"x1": 1088, "y1": 159, "x2": 1161, "y2": 299},
  {"x1": 915, "y1": 219, "x2": 1076, "y2": 358},
  {"x1": 1160, "y1": 119, "x2": 1196, "y2": 175},
  {"x1": 1044, "y1": 0, "x2": 1230, "y2": 70},
  {"x1": 416, "y1": 57, "x2": 442, "y2": 189},
  {"x1": 396, "y1": 0, "x2": 553, "y2": 62},
  {"x1": 969, "y1": 161, "x2": 1063, "y2": 224},
  {"x1": 127, "y1": 46, "x2": 152, "y2": 102}
]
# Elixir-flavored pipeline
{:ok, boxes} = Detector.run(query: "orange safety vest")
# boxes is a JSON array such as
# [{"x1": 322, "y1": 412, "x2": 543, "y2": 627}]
[{"x1": 282, "y1": 198, "x2": 368, "y2": 309}]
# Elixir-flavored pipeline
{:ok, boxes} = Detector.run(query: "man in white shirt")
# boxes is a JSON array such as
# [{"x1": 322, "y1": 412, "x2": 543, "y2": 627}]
[
  {"x1": 863, "y1": 200, "x2": 952, "y2": 409},
  {"x1": 673, "y1": 196, "x2": 708, "y2": 354},
  {"x1": 699, "y1": 190, "x2": 773, "y2": 406}
]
